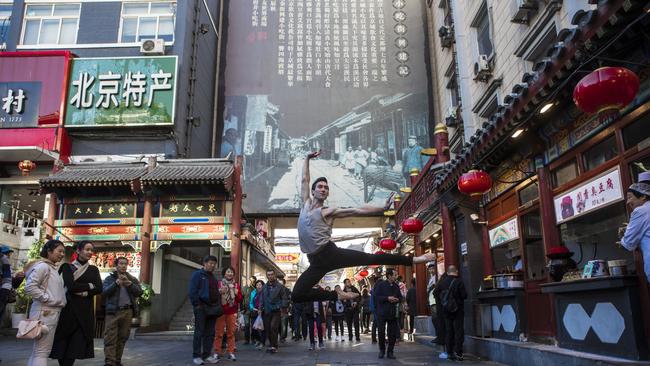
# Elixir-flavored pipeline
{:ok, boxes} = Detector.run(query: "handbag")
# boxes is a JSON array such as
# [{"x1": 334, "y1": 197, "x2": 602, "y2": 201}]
[{"x1": 203, "y1": 302, "x2": 223, "y2": 317}]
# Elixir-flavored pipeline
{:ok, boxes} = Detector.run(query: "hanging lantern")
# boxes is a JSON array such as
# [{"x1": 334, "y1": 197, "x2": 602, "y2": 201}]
[
  {"x1": 458, "y1": 170, "x2": 492, "y2": 200},
  {"x1": 379, "y1": 238, "x2": 397, "y2": 251},
  {"x1": 401, "y1": 217, "x2": 424, "y2": 234},
  {"x1": 573, "y1": 67, "x2": 639, "y2": 115},
  {"x1": 359, "y1": 269, "x2": 369, "y2": 277},
  {"x1": 374, "y1": 250, "x2": 386, "y2": 255},
  {"x1": 18, "y1": 160, "x2": 36, "y2": 176}
]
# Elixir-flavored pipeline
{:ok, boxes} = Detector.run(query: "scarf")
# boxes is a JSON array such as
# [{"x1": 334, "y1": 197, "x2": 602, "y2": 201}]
[
  {"x1": 72, "y1": 259, "x2": 90, "y2": 281},
  {"x1": 221, "y1": 277, "x2": 236, "y2": 306}
]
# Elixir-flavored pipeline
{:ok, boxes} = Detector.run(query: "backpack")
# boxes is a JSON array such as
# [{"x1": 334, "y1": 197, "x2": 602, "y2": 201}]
[
  {"x1": 440, "y1": 278, "x2": 458, "y2": 313},
  {"x1": 335, "y1": 300, "x2": 345, "y2": 313}
]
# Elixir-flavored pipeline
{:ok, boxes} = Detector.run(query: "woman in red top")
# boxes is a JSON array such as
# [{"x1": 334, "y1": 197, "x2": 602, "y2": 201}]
[{"x1": 212, "y1": 266, "x2": 243, "y2": 361}]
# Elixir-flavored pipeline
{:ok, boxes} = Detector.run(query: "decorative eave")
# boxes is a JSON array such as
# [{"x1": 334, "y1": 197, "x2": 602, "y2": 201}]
[
  {"x1": 140, "y1": 158, "x2": 235, "y2": 191},
  {"x1": 39, "y1": 162, "x2": 147, "y2": 189},
  {"x1": 397, "y1": 0, "x2": 643, "y2": 221}
]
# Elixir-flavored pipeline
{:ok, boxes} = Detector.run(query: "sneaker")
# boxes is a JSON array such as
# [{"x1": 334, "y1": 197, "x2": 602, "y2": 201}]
[
  {"x1": 455, "y1": 353, "x2": 464, "y2": 361},
  {"x1": 193, "y1": 358, "x2": 205, "y2": 365},
  {"x1": 227, "y1": 353, "x2": 236, "y2": 361},
  {"x1": 438, "y1": 352, "x2": 449, "y2": 359},
  {"x1": 341, "y1": 338, "x2": 345, "y2": 342},
  {"x1": 378, "y1": 352, "x2": 385, "y2": 359},
  {"x1": 356, "y1": 337, "x2": 361, "y2": 342},
  {"x1": 334, "y1": 336, "x2": 340, "y2": 342},
  {"x1": 308, "y1": 343, "x2": 315, "y2": 351},
  {"x1": 319, "y1": 342, "x2": 325, "y2": 349},
  {"x1": 204, "y1": 354, "x2": 219, "y2": 364},
  {"x1": 256, "y1": 344, "x2": 263, "y2": 350},
  {"x1": 387, "y1": 352, "x2": 396, "y2": 360},
  {"x1": 270, "y1": 347, "x2": 278, "y2": 353}
]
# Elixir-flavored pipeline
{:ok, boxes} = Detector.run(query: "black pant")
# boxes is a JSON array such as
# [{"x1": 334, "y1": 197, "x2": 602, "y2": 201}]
[
  {"x1": 333, "y1": 316, "x2": 345, "y2": 336},
  {"x1": 432, "y1": 305, "x2": 446, "y2": 344},
  {"x1": 377, "y1": 316, "x2": 399, "y2": 354},
  {"x1": 408, "y1": 312, "x2": 415, "y2": 334},
  {"x1": 0, "y1": 288, "x2": 8, "y2": 322},
  {"x1": 293, "y1": 309, "x2": 308, "y2": 339},
  {"x1": 444, "y1": 311, "x2": 464, "y2": 356},
  {"x1": 192, "y1": 307, "x2": 217, "y2": 359},
  {"x1": 307, "y1": 313, "x2": 324, "y2": 345},
  {"x1": 292, "y1": 242, "x2": 412, "y2": 302},
  {"x1": 371, "y1": 313, "x2": 379, "y2": 342},
  {"x1": 362, "y1": 312, "x2": 371, "y2": 331},
  {"x1": 280, "y1": 313, "x2": 289, "y2": 340},
  {"x1": 263, "y1": 311, "x2": 281, "y2": 348},
  {"x1": 345, "y1": 311, "x2": 360, "y2": 340}
]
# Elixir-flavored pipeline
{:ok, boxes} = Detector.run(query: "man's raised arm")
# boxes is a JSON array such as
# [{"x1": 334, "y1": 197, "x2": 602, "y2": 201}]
[{"x1": 301, "y1": 151, "x2": 320, "y2": 203}]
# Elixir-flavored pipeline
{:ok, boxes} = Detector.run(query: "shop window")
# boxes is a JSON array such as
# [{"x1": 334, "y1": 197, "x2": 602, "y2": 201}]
[
  {"x1": 552, "y1": 159, "x2": 578, "y2": 188},
  {"x1": 623, "y1": 112, "x2": 650, "y2": 150},
  {"x1": 21, "y1": 3, "x2": 80, "y2": 45},
  {"x1": 523, "y1": 212, "x2": 545, "y2": 280},
  {"x1": 519, "y1": 182, "x2": 539, "y2": 206},
  {"x1": 492, "y1": 240, "x2": 521, "y2": 274},
  {"x1": 560, "y1": 202, "x2": 634, "y2": 272},
  {"x1": 0, "y1": 3, "x2": 11, "y2": 45},
  {"x1": 119, "y1": 1, "x2": 176, "y2": 43},
  {"x1": 582, "y1": 135, "x2": 619, "y2": 172}
]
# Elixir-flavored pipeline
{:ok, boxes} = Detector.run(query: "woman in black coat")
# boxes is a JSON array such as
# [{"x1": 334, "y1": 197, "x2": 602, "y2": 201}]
[{"x1": 50, "y1": 241, "x2": 103, "y2": 366}]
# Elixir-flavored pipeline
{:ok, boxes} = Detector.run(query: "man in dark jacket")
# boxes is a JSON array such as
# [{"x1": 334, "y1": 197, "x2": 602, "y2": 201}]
[
  {"x1": 373, "y1": 268, "x2": 402, "y2": 359},
  {"x1": 189, "y1": 255, "x2": 221, "y2": 365},
  {"x1": 433, "y1": 266, "x2": 467, "y2": 361},
  {"x1": 259, "y1": 269, "x2": 289, "y2": 353},
  {"x1": 102, "y1": 256, "x2": 143, "y2": 366},
  {"x1": 343, "y1": 278, "x2": 361, "y2": 342},
  {"x1": 278, "y1": 278, "x2": 292, "y2": 343}
]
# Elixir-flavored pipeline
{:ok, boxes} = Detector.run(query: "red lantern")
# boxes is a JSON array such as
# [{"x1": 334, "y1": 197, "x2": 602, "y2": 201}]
[
  {"x1": 458, "y1": 170, "x2": 492, "y2": 200},
  {"x1": 379, "y1": 238, "x2": 397, "y2": 251},
  {"x1": 401, "y1": 217, "x2": 424, "y2": 234},
  {"x1": 354, "y1": 274, "x2": 364, "y2": 281},
  {"x1": 374, "y1": 250, "x2": 386, "y2": 255},
  {"x1": 18, "y1": 160, "x2": 36, "y2": 176},
  {"x1": 573, "y1": 67, "x2": 639, "y2": 115},
  {"x1": 359, "y1": 269, "x2": 369, "y2": 277}
]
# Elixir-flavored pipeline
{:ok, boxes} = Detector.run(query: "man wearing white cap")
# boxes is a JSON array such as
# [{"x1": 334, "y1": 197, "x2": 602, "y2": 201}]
[{"x1": 619, "y1": 172, "x2": 650, "y2": 282}]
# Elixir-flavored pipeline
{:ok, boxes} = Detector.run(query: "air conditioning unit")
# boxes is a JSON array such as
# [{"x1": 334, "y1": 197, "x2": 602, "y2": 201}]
[
  {"x1": 140, "y1": 39, "x2": 165, "y2": 55},
  {"x1": 0, "y1": 42, "x2": 6, "y2": 51},
  {"x1": 511, "y1": 0, "x2": 538, "y2": 24},
  {"x1": 438, "y1": 25, "x2": 454, "y2": 48},
  {"x1": 473, "y1": 54, "x2": 492, "y2": 82},
  {"x1": 445, "y1": 106, "x2": 458, "y2": 127}
]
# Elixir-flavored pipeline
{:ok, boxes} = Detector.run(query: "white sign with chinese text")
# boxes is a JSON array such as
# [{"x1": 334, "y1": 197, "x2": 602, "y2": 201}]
[
  {"x1": 553, "y1": 167, "x2": 623, "y2": 224},
  {"x1": 489, "y1": 217, "x2": 519, "y2": 248}
]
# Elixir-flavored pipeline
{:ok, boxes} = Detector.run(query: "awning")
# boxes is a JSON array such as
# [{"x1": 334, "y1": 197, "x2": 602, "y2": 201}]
[
  {"x1": 40, "y1": 162, "x2": 147, "y2": 188},
  {"x1": 140, "y1": 159, "x2": 234, "y2": 187}
]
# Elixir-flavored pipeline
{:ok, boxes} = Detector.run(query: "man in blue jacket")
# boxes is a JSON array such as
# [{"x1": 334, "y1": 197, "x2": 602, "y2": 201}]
[
  {"x1": 373, "y1": 268, "x2": 402, "y2": 360},
  {"x1": 188, "y1": 255, "x2": 221, "y2": 365}
]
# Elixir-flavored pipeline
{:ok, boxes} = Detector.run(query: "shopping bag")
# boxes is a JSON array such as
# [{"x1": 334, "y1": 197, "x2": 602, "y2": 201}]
[
  {"x1": 253, "y1": 314, "x2": 264, "y2": 331},
  {"x1": 237, "y1": 313, "x2": 246, "y2": 330}
]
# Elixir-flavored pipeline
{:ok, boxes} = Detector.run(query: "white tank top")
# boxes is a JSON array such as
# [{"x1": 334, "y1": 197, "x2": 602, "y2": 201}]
[{"x1": 297, "y1": 204, "x2": 332, "y2": 254}]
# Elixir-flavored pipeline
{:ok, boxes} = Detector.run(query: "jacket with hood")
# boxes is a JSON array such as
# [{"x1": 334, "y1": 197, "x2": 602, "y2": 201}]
[{"x1": 24, "y1": 260, "x2": 66, "y2": 312}]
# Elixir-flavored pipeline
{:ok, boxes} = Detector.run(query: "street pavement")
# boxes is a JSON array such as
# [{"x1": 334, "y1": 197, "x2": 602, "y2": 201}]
[{"x1": 0, "y1": 333, "x2": 503, "y2": 366}]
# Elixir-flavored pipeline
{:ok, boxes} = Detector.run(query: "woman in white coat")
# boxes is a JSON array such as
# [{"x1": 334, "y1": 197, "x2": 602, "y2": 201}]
[{"x1": 24, "y1": 239, "x2": 67, "y2": 366}]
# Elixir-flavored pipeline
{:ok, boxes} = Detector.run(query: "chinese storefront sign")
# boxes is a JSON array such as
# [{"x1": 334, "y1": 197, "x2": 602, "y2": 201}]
[
  {"x1": 553, "y1": 167, "x2": 623, "y2": 224},
  {"x1": 65, "y1": 56, "x2": 177, "y2": 127},
  {"x1": 160, "y1": 201, "x2": 224, "y2": 217},
  {"x1": 0, "y1": 82, "x2": 41, "y2": 128},
  {"x1": 64, "y1": 203, "x2": 135, "y2": 219},
  {"x1": 275, "y1": 253, "x2": 299, "y2": 263},
  {"x1": 489, "y1": 217, "x2": 519, "y2": 248}
]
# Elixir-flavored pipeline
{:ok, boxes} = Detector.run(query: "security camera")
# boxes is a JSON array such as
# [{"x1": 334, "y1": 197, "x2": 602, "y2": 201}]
[{"x1": 470, "y1": 213, "x2": 488, "y2": 225}]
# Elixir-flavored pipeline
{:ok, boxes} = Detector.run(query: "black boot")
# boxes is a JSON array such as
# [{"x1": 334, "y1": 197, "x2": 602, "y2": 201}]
[
  {"x1": 378, "y1": 352, "x2": 385, "y2": 359},
  {"x1": 387, "y1": 352, "x2": 396, "y2": 359}
]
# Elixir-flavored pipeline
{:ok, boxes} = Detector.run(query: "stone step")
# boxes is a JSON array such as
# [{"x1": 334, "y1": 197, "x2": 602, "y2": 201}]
[{"x1": 135, "y1": 330, "x2": 194, "y2": 341}]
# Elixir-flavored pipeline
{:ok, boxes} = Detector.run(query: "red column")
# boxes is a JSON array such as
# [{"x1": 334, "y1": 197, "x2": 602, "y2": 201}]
[
  {"x1": 414, "y1": 233, "x2": 428, "y2": 315},
  {"x1": 433, "y1": 123, "x2": 450, "y2": 164},
  {"x1": 230, "y1": 156, "x2": 243, "y2": 281},
  {"x1": 442, "y1": 202, "x2": 458, "y2": 268},
  {"x1": 409, "y1": 168, "x2": 420, "y2": 186},
  {"x1": 480, "y1": 207, "x2": 494, "y2": 276},
  {"x1": 537, "y1": 167, "x2": 560, "y2": 252},
  {"x1": 139, "y1": 197, "x2": 153, "y2": 284}
]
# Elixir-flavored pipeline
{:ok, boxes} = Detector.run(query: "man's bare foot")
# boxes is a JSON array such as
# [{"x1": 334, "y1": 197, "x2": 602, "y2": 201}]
[
  {"x1": 336, "y1": 288, "x2": 360, "y2": 301},
  {"x1": 413, "y1": 252, "x2": 436, "y2": 264}
]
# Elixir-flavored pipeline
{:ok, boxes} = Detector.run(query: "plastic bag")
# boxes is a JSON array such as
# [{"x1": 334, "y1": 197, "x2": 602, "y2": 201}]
[
  {"x1": 253, "y1": 314, "x2": 264, "y2": 331},
  {"x1": 237, "y1": 313, "x2": 246, "y2": 330}
]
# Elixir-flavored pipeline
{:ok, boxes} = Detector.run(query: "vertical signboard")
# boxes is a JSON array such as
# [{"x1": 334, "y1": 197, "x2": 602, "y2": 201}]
[{"x1": 222, "y1": 0, "x2": 431, "y2": 213}]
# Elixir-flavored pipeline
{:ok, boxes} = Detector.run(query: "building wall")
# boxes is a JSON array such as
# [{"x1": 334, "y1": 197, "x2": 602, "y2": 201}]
[
  {"x1": 427, "y1": 0, "x2": 595, "y2": 147},
  {"x1": 4, "y1": 0, "x2": 221, "y2": 159}
]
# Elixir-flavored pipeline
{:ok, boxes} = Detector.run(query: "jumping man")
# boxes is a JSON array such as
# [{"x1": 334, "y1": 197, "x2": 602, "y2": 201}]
[{"x1": 291, "y1": 151, "x2": 436, "y2": 303}]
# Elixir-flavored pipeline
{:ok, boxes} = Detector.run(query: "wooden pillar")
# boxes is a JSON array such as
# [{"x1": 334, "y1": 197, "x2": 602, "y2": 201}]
[
  {"x1": 139, "y1": 197, "x2": 153, "y2": 284},
  {"x1": 45, "y1": 193, "x2": 57, "y2": 239},
  {"x1": 230, "y1": 156, "x2": 243, "y2": 280},
  {"x1": 480, "y1": 207, "x2": 494, "y2": 276},
  {"x1": 442, "y1": 202, "x2": 458, "y2": 268},
  {"x1": 537, "y1": 167, "x2": 560, "y2": 252},
  {"x1": 414, "y1": 234, "x2": 428, "y2": 315},
  {"x1": 433, "y1": 123, "x2": 450, "y2": 164}
]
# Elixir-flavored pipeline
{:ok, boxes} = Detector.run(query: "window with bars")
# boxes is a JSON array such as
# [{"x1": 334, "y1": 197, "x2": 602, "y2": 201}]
[
  {"x1": 21, "y1": 3, "x2": 80, "y2": 45},
  {"x1": 119, "y1": 1, "x2": 176, "y2": 43}
]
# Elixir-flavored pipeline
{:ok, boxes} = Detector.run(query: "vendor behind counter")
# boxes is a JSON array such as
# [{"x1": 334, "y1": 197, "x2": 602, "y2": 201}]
[{"x1": 619, "y1": 176, "x2": 650, "y2": 282}]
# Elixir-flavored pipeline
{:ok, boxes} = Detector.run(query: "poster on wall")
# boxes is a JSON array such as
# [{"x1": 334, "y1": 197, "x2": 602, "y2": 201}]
[
  {"x1": 91, "y1": 250, "x2": 141, "y2": 280},
  {"x1": 553, "y1": 167, "x2": 624, "y2": 224},
  {"x1": 489, "y1": 217, "x2": 519, "y2": 248},
  {"x1": 222, "y1": 0, "x2": 431, "y2": 213}
]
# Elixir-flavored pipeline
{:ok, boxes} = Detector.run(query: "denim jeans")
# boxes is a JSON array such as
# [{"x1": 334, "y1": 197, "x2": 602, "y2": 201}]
[{"x1": 193, "y1": 306, "x2": 217, "y2": 359}]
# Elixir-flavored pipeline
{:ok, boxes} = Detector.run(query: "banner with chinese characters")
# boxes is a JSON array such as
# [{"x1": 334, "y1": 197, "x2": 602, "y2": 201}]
[
  {"x1": 222, "y1": 0, "x2": 431, "y2": 214},
  {"x1": 54, "y1": 218, "x2": 142, "y2": 242},
  {"x1": 160, "y1": 200, "x2": 224, "y2": 217},
  {"x1": 0, "y1": 82, "x2": 41, "y2": 128},
  {"x1": 64, "y1": 56, "x2": 177, "y2": 127},
  {"x1": 489, "y1": 217, "x2": 519, "y2": 248},
  {"x1": 151, "y1": 216, "x2": 231, "y2": 241},
  {"x1": 553, "y1": 167, "x2": 623, "y2": 224},
  {"x1": 64, "y1": 202, "x2": 135, "y2": 219}
]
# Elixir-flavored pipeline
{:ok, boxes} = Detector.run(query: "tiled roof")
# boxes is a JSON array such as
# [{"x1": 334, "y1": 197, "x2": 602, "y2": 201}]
[
  {"x1": 140, "y1": 159, "x2": 234, "y2": 185},
  {"x1": 40, "y1": 163, "x2": 147, "y2": 188}
]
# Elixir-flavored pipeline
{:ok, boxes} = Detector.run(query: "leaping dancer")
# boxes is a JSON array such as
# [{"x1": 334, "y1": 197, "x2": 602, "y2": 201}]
[{"x1": 291, "y1": 151, "x2": 436, "y2": 303}]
